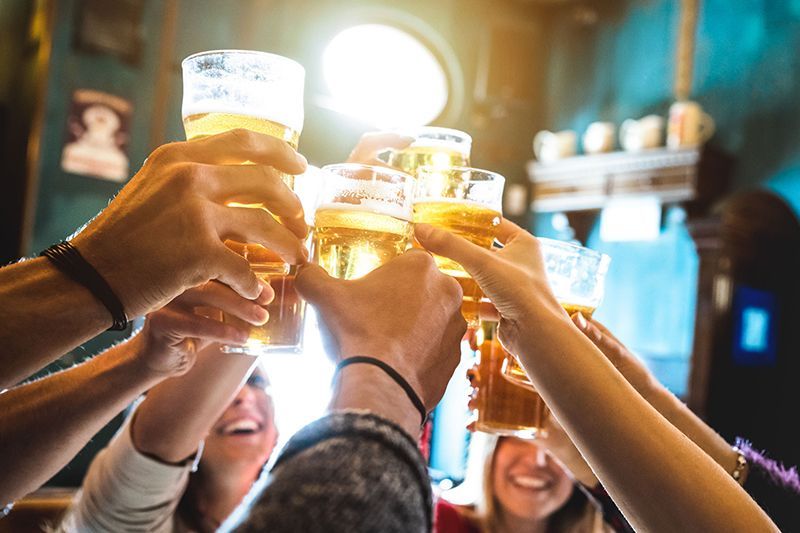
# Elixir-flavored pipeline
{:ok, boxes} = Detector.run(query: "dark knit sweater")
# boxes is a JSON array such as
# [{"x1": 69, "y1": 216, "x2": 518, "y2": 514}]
[{"x1": 233, "y1": 411, "x2": 432, "y2": 533}]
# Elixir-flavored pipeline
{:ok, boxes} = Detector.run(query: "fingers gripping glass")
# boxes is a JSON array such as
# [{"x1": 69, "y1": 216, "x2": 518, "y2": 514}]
[
  {"x1": 412, "y1": 166, "x2": 505, "y2": 327},
  {"x1": 181, "y1": 50, "x2": 307, "y2": 354}
]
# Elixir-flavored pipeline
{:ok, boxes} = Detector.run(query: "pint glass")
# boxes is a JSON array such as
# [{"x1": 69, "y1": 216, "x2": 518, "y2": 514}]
[
  {"x1": 413, "y1": 166, "x2": 504, "y2": 326},
  {"x1": 474, "y1": 320, "x2": 551, "y2": 439},
  {"x1": 502, "y1": 239, "x2": 611, "y2": 387},
  {"x1": 181, "y1": 50, "x2": 306, "y2": 354},
  {"x1": 313, "y1": 164, "x2": 415, "y2": 280},
  {"x1": 386, "y1": 127, "x2": 471, "y2": 176}
]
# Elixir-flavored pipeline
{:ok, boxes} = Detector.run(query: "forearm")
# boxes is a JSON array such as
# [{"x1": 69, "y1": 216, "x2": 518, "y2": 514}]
[
  {"x1": 132, "y1": 346, "x2": 258, "y2": 462},
  {"x1": 0, "y1": 335, "x2": 161, "y2": 502},
  {"x1": 232, "y1": 411, "x2": 431, "y2": 533},
  {"x1": 514, "y1": 313, "x2": 777, "y2": 532},
  {"x1": 641, "y1": 380, "x2": 739, "y2": 475},
  {"x1": 329, "y1": 364, "x2": 421, "y2": 439},
  {"x1": 0, "y1": 257, "x2": 110, "y2": 388}
]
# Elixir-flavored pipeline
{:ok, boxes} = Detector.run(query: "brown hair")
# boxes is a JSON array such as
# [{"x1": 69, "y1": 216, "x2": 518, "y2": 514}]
[{"x1": 459, "y1": 436, "x2": 607, "y2": 533}]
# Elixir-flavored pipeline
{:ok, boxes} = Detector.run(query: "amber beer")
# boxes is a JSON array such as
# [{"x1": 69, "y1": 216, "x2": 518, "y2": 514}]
[
  {"x1": 412, "y1": 166, "x2": 504, "y2": 328},
  {"x1": 475, "y1": 321, "x2": 550, "y2": 438},
  {"x1": 182, "y1": 50, "x2": 306, "y2": 353},
  {"x1": 313, "y1": 204, "x2": 411, "y2": 280},
  {"x1": 180, "y1": 114, "x2": 305, "y2": 353},
  {"x1": 312, "y1": 164, "x2": 415, "y2": 280},
  {"x1": 183, "y1": 112, "x2": 300, "y2": 147},
  {"x1": 413, "y1": 199, "x2": 499, "y2": 324},
  {"x1": 502, "y1": 304, "x2": 596, "y2": 385},
  {"x1": 386, "y1": 127, "x2": 471, "y2": 176}
]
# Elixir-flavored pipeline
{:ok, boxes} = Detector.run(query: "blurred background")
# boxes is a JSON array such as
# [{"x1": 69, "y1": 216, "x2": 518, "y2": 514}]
[{"x1": 2, "y1": 0, "x2": 800, "y2": 492}]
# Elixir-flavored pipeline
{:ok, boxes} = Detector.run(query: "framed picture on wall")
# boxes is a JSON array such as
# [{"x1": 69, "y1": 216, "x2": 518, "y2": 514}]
[
  {"x1": 61, "y1": 89, "x2": 132, "y2": 182},
  {"x1": 73, "y1": 0, "x2": 145, "y2": 65}
]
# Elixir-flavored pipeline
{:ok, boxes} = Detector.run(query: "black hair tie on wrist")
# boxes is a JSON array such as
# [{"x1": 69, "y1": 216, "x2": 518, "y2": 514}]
[
  {"x1": 41, "y1": 241, "x2": 129, "y2": 331},
  {"x1": 335, "y1": 356, "x2": 428, "y2": 426}
]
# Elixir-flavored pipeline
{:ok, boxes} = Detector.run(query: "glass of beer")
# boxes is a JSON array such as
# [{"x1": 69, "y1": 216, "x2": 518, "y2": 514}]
[
  {"x1": 386, "y1": 127, "x2": 472, "y2": 176},
  {"x1": 474, "y1": 320, "x2": 550, "y2": 439},
  {"x1": 413, "y1": 166, "x2": 504, "y2": 326},
  {"x1": 181, "y1": 50, "x2": 306, "y2": 354},
  {"x1": 312, "y1": 164, "x2": 415, "y2": 280},
  {"x1": 502, "y1": 238, "x2": 611, "y2": 387}
]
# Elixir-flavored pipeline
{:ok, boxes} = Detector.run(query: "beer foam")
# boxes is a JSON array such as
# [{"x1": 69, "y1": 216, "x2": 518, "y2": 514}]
[
  {"x1": 414, "y1": 196, "x2": 502, "y2": 214},
  {"x1": 409, "y1": 138, "x2": 470, "y2": 155},
  {"x1": 316, "y1": 200, "x2": 412, "y2": 222}
]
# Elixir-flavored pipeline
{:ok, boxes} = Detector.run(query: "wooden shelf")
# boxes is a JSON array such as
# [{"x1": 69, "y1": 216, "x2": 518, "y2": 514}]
[{"x1": 527, "y1": 147, "x2": 701, "y2": 212}]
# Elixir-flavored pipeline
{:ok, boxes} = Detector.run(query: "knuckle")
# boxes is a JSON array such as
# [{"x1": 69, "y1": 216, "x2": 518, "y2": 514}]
[
  {"x1": 148, "y1": 141, "x2": 181, "y2": 165},
  {"x1": 405, "y1": 249, "x2": 435, "y2": 269},
  {"x1": 230, "y1": 128, "x2": 259, "y2": 149}
]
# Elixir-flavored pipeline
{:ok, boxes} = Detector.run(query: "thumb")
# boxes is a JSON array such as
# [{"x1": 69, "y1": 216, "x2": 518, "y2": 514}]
[
  {"x1": 414, "y1": 224, "x2": 494, "y2": 281},
  {"x1": 295, "y1": 262, "x2": 340, "y2": 305}
]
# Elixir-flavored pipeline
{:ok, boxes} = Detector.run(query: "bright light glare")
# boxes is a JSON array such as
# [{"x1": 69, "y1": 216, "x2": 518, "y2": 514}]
[
  {"x1": 259, "y1": 309, "x2": 335, "y2": 454},
  {"x1": 323, "y1": 24, "x2": 449, "y2": 128}
]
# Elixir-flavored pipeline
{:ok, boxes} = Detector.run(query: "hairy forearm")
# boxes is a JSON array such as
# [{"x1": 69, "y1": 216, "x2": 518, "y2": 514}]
[
  {"x1": 132, "y1": 346, "x2": 258, "y2": 463},
  {"x1": 514, "y1": 313, "x2": 777, "y2": 532},
  {"x1": 0, "y1": 257, "x2": 110, "y2": 388},
  {"x1": 0, "y1": 334, "x2": 161, "y2": 502}
]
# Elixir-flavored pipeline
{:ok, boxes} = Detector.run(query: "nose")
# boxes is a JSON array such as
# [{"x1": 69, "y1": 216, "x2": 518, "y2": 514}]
[
  {"x1": 233, "y1": 382, "x2": 258, "y2": 407},
  {"x1": 532, "y1": 445, "x2": 548, "y2": 467}
]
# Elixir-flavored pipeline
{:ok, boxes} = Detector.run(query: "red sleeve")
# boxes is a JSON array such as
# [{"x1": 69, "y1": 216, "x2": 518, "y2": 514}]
[{"x1": 433, "y1": 499, "x2": 480, "y2": 533}]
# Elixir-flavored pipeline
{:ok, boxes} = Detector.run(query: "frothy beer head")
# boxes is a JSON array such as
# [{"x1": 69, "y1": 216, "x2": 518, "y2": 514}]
[
  {"x1": 181, "y1": 50, "x2": 305, "y2": 139},
  {"x1": 312, "y1": 164, "x2": 415, "y2": 280}
]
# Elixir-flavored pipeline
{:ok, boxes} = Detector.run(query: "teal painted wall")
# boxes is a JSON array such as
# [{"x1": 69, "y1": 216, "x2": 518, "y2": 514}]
[
  {"x1": 547, "y1": 0, "x2": 800, "y2": 193},
  {"x1": 536, "y1": 0, "x2": 800, "y2": 395}
]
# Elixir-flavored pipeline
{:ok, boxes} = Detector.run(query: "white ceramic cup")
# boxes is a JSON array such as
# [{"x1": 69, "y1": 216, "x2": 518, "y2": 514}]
[
  {"x1": 667, "y1": 101, "x2": 715, "y2": 148},
  {"x1": 582, "y1": 122, "x2": 616, "y2": 154},
  {"x1": 620, "y1": 114, "x2": 664, "y2": 151},
  {"x1": 533, "y1": 130, "x2": 577, "y2": 162}
]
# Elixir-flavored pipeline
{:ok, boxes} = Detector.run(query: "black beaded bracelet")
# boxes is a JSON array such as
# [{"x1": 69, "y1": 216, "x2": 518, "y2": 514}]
[
  {"x1": 41, "y1": 241, "x2": 129, "y2": 331},
  {"x1": 335, "y1": 356, "x2": 428, "y2": 427}
]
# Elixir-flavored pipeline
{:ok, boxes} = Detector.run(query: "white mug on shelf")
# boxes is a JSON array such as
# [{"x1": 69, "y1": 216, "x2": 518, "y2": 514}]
[
  {"x1": 619, "y1": 114, "x2": 664, "y2": 151},
  {"x1": 667, "y1": 101, "x2": 715, "y2": 148},
  {"x1": 533, "y1": 130, "x2": 577, "y2": 162},
  {"x1": 582, "y1": 122, "x2": 616, "y2": 154}
]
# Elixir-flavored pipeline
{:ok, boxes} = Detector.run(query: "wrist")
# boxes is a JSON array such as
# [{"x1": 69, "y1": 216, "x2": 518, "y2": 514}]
[
  {"x1": 71, "y1": 232, "x2": 143, "y2": 318},
  {"x1": 119, "y1": 332, "x2": 175, "y2": 384},
  {"x1": 330, "y1": 364, "x2": 421, "y2": 439}
]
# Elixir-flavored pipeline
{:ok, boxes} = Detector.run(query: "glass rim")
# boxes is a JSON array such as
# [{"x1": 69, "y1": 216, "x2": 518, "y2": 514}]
[
  {"x1": 416, "y1": 165, "x2": 506, "y2": 184},
  {"x1": 396, "y1": 126, "x2": 472, "y2": 143},
  {"x1": 538, "y1": 237, "x2": 611, "y2": 266},
  {"x1": 181, "y1": 49, "x2": 305, "y2": 75},
  {"x1": 322, "y1": 163, "x2": 415, "y2": 183}
]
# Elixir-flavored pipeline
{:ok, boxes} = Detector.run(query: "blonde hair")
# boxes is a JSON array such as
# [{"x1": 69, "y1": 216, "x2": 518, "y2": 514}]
[{"x1": 444, "y1": 435, "x2": 609, "y2": 533}]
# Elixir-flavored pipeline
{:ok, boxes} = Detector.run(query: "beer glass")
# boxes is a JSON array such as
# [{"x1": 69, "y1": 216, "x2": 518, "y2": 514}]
[
  {"x1": 313, "y1": 164, "x2": 415, "y2": 280},
  {"x1": 181, "y1": 50, "x2": 306, "y2": 354},
  {"x1": 386, "y1": 127, "x2": 471, "y2": 176},
  {"x1": 413, "y1": 166, "x2": 504, "y2": 326},
  {"x1": 474, "y1": 321, "x2": 550, "y2": 439},
  {"x1": 502, "y1": 238, "x2": 611, "y2": 387}
]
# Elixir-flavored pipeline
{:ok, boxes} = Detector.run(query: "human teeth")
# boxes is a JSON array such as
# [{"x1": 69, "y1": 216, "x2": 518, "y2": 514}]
[
  {"x1": 512, "y1": 475, "x2": 550, "y2": 489},
  {"x1": 226, "y1": 420, "x2": 259, "y2": 433}
]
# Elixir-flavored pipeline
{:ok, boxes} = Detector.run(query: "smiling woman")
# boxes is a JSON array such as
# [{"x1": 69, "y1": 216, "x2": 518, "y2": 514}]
[
  {"x1": 434, "y1": 436, "x2": 612, "y2": 533},
  {"x1": 322, "y1": 23, "x2": 449, "y2": 128}
]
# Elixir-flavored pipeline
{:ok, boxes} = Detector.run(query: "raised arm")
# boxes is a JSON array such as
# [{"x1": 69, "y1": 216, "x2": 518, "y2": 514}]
[
  {"x1": 231, "y1": 251, "x2": 466, "y2": 532},
  {"x1": 0, "y1": 277, "x2": 270, "y2": 503},
  {"x1": 0, "y1": 129, "x2": 307, "y2": 388},
  {"x1": 416, "y1": 221, "x2": 778, "y2": 532}
]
